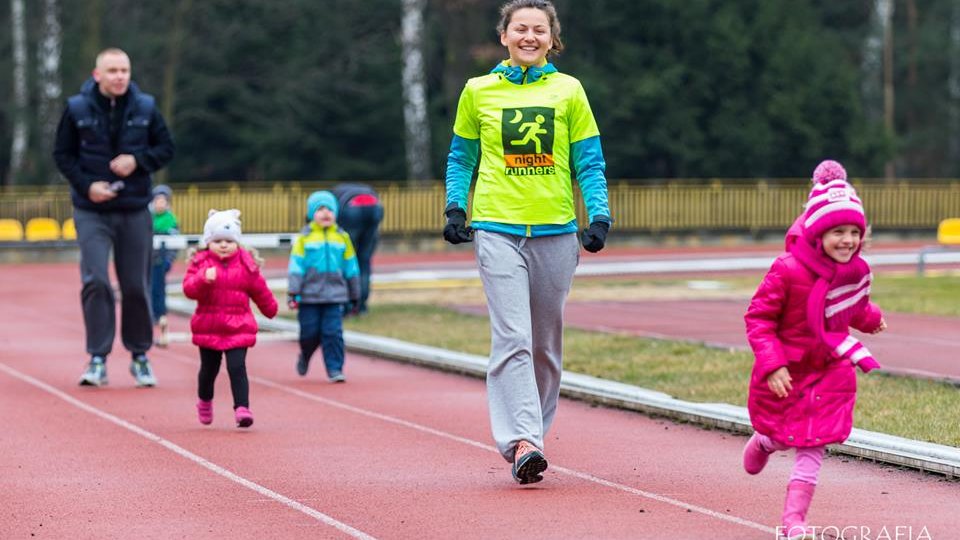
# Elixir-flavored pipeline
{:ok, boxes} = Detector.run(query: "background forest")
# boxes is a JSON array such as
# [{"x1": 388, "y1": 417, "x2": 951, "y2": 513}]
[{"x1": 1, "y1": 0, "x2": 958, "y2": 185}]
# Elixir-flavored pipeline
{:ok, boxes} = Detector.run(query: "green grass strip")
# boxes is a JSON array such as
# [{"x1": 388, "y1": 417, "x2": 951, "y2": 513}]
[{"x1": 871, "y1": 274, "x2": 960, "y2": 317}]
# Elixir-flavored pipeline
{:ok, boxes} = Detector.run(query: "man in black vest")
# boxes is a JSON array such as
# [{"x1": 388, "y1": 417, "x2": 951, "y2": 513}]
[
  {"x1": 332, "y1": 183, "x2": 384, "y2": 315},
  {"x1": 53, "y1": 48, "x2": 174, "y2": 388}
]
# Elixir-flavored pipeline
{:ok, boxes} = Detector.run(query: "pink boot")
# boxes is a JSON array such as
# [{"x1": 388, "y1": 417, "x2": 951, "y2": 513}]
[
  {"x1": 742, "y1": 433, "x2": 773, "y2": 475},
  {"x1": 780, "y1": 480, "x2": 816, "y2": 539},
  {"x1": 234, "y1": 406, "x2": 254, "y2": 428},
  {"x1": 196, "y1": 399, "x2": 213, "y2": 425}
]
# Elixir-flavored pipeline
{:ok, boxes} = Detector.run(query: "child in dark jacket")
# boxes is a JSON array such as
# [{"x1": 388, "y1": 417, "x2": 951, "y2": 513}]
[
  {"x1": 743, "y1": 161, "x2": 886, "y2": 539},
  {"x1": 183, "y1": 209, "x2": 278, "y2": 428},
  {"x1": 287, "y1": 191, "x2": 361, "y2": 382}
]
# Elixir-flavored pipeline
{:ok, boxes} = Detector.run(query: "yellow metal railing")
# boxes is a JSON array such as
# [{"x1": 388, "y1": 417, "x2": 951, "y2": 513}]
[{"x1": 2, "y1": 180, "x2": 959, "y2": 235}]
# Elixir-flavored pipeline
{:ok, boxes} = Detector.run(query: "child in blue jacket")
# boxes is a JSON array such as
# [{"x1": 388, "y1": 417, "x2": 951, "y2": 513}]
[{"x1": 287, "y1": 191, "x2": 361, "y2": 382}]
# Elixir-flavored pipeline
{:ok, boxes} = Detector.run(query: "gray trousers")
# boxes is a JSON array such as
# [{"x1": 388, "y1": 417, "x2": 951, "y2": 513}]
[
  {"x1": 475, "y1": 230, "x2": 579, "y2": 462},
  {"x1": 74, "y1": 207, "x2": 153, "y2": 357}
]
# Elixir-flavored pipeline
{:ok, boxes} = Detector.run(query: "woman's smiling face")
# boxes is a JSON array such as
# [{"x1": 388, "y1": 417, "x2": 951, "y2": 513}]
[{"x1": 500, "y1": 7, "x2": 551, "y2": 67}]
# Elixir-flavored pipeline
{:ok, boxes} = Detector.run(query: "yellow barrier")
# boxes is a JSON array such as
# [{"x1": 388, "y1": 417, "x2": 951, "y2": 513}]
[
  {"x1": 0, "y1": 219, "x2": 24, "y2": 241},
  {"x1": 24, "y1": 217, "x2": 61, "y2": 241},
  {"x1": 937, "y1": 218, "x2": 960, "y2": 245},
  {"x1": 62, "y1": 218, "x2": 77, "y2": 240},
  {"x1": 2, "y1": 180, "x2": 960, "y2": 235}
]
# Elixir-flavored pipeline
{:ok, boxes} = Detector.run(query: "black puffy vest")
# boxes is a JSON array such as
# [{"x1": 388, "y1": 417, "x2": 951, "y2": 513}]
[{"x1": 67, "y1": 79, "x2": 156, "y2": 208}]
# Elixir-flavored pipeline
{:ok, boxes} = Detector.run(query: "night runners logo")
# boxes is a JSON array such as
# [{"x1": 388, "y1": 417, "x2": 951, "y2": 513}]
[{"x1": 501, "y1": 107, "x2": 555, "y2": 176}]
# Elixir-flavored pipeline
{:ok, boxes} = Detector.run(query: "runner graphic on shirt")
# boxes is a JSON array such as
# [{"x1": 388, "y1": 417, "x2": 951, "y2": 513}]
[
  {"x1": 510, "y1": 113, "x2": 549, "y2": 154},
  {"x1": 501, "y1": 107, "x2": 555, "y2": 176}
]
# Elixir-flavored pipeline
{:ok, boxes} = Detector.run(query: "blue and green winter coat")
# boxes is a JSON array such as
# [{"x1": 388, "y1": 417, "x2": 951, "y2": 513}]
[{"x1": 288, "y1": 191, "x2": 361, "y2": 304}]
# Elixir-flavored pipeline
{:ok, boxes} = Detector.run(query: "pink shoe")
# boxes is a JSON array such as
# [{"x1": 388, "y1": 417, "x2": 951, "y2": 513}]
[
  {"x1": 742, "y1": 433, "x2": 773, "y2": 475},
  {"x1": 235, "y1": 406, "x2": 254, "y2": 428},
  {"x1": 197, "y1": 399, "x2": 213, "y2": 425},
  {"x1": 780, "y1": 480, "x2": 816, "y2": 539}
]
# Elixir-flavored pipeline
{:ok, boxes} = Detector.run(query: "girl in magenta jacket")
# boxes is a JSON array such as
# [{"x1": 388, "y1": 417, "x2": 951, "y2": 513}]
[
  {"x1": 183, "y1": 209, "x2": 278, "y2": 428},
  {"x1": 743, "y1": 161, "x2": 886, "y2": 539}
]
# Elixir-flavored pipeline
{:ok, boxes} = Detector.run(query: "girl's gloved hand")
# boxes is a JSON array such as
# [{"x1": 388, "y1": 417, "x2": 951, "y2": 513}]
[{"x1": 856, "y1": 358, "x2": 881, "y2": 373}]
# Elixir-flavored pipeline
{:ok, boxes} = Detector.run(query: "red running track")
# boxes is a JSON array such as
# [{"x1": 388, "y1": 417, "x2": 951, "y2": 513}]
[{"x1": 1, "y1": 262, "x2": 958, "y2": 539}]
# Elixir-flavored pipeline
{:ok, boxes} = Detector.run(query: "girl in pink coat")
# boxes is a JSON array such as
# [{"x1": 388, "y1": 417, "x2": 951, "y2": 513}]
[
  {"x1": 743, "y1": 161, "x2": 886, "y2": 539},
  {"x1": 183, "y1": 209, "x2": 278, "y2": 428}
]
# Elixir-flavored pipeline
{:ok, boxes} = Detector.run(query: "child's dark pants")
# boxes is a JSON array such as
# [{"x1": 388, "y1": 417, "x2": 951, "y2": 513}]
[{"x1": 198, "y1": 347, "x2": 249, "y2": 408}]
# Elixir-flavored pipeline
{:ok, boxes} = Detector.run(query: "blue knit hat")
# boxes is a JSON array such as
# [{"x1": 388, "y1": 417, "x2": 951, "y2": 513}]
[
  {"x1": 152, "y1": 184, "x2": 173, "y2": 202},
  {"x1": 306, "y1": 191, "x2": 338, "y2": 222}
]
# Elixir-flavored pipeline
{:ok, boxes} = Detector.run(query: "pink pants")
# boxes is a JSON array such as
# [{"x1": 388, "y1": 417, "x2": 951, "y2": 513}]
[{"x1": 756, "y1": 434, "x2": 825, "y2": 485}]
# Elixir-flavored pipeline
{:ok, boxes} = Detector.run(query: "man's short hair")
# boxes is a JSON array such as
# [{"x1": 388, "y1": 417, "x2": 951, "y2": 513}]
[{"x1": 95, "y1": 47, "x2": 129, "y2": 67}]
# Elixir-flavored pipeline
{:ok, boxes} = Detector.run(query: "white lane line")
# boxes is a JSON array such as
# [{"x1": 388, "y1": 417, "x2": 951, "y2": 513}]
[
  {"x1": 0, "y1": 362, "x2": 377, "y2": 540},
  {"x1": 251, "y1": 375, "x2": 775, "y2": 534}
]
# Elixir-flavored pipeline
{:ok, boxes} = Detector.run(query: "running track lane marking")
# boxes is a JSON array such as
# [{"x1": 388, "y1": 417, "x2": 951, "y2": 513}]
[
  {"x1": 0, "y1": 362, "x2": 377, "y2": 540},
  {"x1": 251, "y1": 375, "x2": 776, "y2": 535}
]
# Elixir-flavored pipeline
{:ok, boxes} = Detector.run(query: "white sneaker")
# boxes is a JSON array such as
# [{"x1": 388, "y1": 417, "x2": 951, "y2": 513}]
[
  {"x1": 130, "y1": 356, "x2": 157, "y2": 387},
  {"x1": 79, "y1": 357, "x2": 108, "y2": 387}
]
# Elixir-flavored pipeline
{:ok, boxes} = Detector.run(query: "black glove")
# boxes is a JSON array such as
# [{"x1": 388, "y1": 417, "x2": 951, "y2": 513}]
[
  {"x1": 443, "y1": 207, "x2": 474, "y2": 244},
  {"x1": 580, "y1": 220, "x2": 610, "y2": 253}
]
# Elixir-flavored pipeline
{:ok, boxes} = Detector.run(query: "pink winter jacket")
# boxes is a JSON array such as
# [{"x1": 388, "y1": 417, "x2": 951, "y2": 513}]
[
  {"x1": 745, "y1": 253, "x2": 883, "y2": 447},
  {"x1": 183, "y1": 248, "x2": 278, "y2": 351}
]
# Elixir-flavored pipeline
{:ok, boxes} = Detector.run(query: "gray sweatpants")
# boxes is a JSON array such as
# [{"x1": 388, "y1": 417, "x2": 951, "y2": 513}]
[
  {"x1": 475, "y1": 230, "x2": 579, "y2": 462},
  {"x1": 74, "y1": 207, "x2": 154, "y2": 357}
]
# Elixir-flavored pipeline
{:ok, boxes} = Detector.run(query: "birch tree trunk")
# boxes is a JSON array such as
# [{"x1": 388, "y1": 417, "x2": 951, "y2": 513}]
[
  {"x1": 156, "y1": 0, "x2": 193, "y2": 183},
  {"x1": 904, "y1": 0, "x2": 918, "y2": 175},
  {"x1": 37, "y1": 0, "x2": 63, "y2": 183},
  {"x1": 860, "y1": 0, "x2": 885, "y2": 125},
  {"x1": 8, "y1": 0, "x2": 30, "y2": 186},
  {"x1": 401, "y1": 0, "x2": 433, "y2": 182},
  {"x1": 439, "y1": 0, "x2": 487, "y2": 142},
  {"x1": 949, "y1": 3, "x2": 960, "y2": 173},
  {"x1": 880, "y1": 0, "x2": 895, "y2": 180},
  {"x1": 81, "y1": 0, "x2": 103, "y2": 70},
  {"x1": 861, "y1": 0, "x2": 895, "y2": 179}
]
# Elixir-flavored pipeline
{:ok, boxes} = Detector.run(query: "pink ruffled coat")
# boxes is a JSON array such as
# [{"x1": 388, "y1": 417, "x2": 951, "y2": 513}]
[
  {"x1": 745, "y1": 253, "x2": 883, "y2": 447},
  {"x1": 183, "y1": 248, "x2": 278, "y2": 351}
]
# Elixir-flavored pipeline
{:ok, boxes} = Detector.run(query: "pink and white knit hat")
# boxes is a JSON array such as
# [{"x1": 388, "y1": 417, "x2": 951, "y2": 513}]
[{"x1": 802, "y1": 160, "x2": 866, "y2": 243}]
